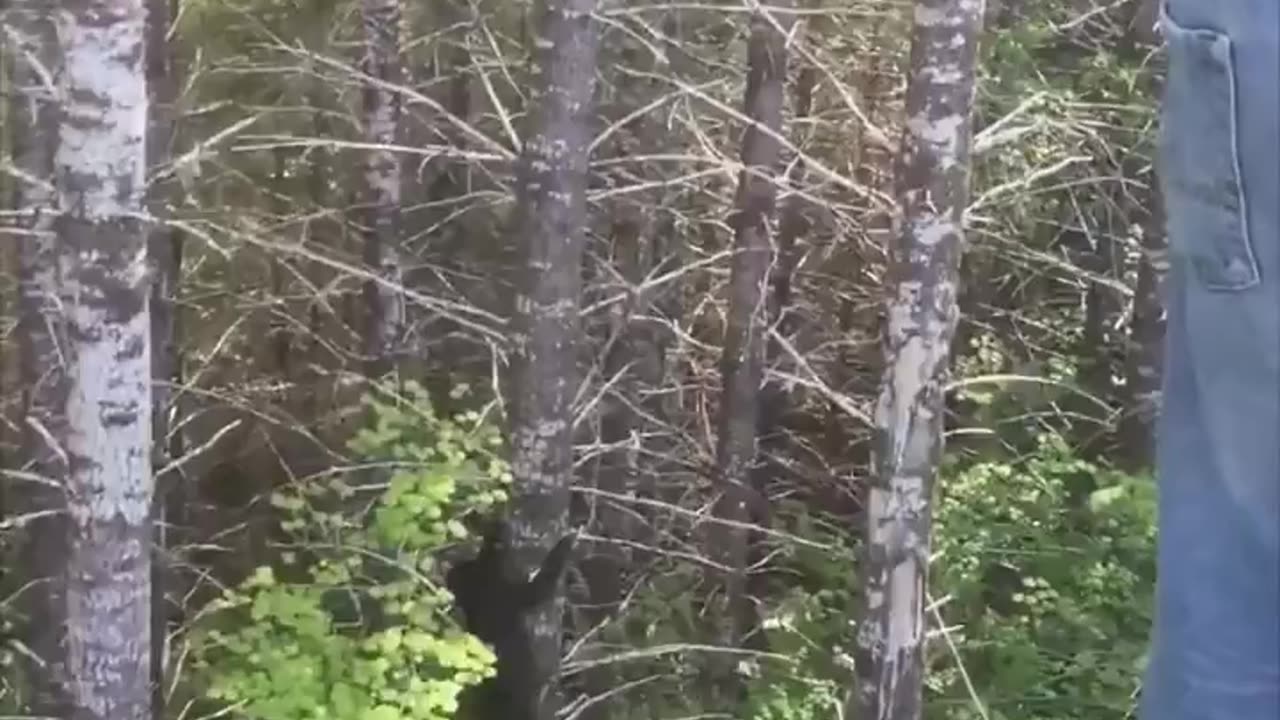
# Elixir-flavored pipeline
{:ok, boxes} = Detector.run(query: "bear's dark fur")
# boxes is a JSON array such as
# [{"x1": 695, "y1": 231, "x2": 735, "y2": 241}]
[{"x1": 446, "y1": 519, "x2": 577, "y2": 720}]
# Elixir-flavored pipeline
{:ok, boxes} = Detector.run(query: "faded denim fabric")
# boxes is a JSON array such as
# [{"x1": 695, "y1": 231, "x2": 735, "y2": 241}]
[{"x1": 1142, "y1": 1, "x2": 1280, "y2": 719}]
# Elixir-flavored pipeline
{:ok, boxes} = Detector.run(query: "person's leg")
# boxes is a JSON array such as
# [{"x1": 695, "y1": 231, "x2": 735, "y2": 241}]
[{"x1": 1142, "y1": 1, "x2": 1280, "y2": 719}]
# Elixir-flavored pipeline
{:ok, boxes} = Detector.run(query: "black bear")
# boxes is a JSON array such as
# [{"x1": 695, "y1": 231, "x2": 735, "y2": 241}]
[{"x1": 446, "y1": 518, "x2": 577, "y2": 720}]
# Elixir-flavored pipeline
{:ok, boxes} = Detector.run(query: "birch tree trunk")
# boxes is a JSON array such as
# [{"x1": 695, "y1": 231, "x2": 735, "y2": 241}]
[
  {"x1": 710, "y1": 0, "x2": 792, "y2": 675},
  {"x1": 55, "y1": 1, "x2": 153, "y2": 718},
  {"x1": 506, "y1": 0, "x2": 600, "y2": 718},
  {"x1": 359, "y1": 0, "x2": 404, "y2": 378},
  {"x1": 852, "y1": 1, "x2": 983, "y2": 718},
  {"x1": 7, "y1": 1, "x2": 70, "y2": 713}
]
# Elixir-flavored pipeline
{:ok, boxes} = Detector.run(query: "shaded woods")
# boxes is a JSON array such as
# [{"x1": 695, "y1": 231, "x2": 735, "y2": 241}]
[{"x1": 0, "y1": 1, "x2": 1166, "y2": 719}]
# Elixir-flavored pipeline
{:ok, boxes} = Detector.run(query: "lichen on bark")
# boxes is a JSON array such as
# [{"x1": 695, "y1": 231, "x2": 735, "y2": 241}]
[
  {"x1": 852, "y1": 0, "x2": 984, "y2": 719},
  {"x1": 505, "y1": 1, "x2": 601, "y2": 719}
]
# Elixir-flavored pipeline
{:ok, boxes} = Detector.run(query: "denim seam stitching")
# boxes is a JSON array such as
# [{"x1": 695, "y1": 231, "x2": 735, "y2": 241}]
[
  {"x1": 1216, "y1": 28, "x2": 1261, "y2": 292},
  {"x1": 1159, "y1": 1, "x2": 1261, "y2": 292}
]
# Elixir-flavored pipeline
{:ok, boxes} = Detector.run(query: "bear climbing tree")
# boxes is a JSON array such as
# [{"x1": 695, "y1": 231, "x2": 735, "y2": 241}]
[{"x1": 446, "y1": 519, "x2": 578, "y2": 720}]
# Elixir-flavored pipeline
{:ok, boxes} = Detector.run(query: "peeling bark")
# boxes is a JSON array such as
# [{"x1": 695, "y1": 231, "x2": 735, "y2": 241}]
[
  {"x1": 359, "y1": 0, "x2": 405, "y2": 378},
  {"x1": 852, "y1": 1, "x2": 983, "y2": 719},
  {"x1": 8, "y1": 1, "x2": 70, "y2": 713},
  {"x1": 711, "y1": 0, "x2": 793, "y2": 677},
  {"x1": 56, "y1": 1, "x2": 153, "y2": 718},
  {"x1": 505, "y1": 1, "x2": 600, "y2": 718}
]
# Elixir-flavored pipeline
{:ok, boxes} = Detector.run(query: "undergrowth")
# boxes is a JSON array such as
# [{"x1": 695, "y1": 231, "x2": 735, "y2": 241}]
[{"x1": 185, "y1": 381, "x2": 509, "y2": 720}]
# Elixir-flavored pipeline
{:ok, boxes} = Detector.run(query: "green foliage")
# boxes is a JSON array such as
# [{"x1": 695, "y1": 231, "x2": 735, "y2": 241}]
[
  {"x1": 928, "y1": 434, "x2": 1156, "y2": 720},
  {"x1": 741, "y1": 510, "x2": 858, "y2": 720},
  {"x1": 718, "y1": 436, "x2": 1154, "y2": 720},
  {"x1": 580, "y1": 506, "x2": 859, "y2": 720},
  {"x1": 187, "y1": 381, "x2": 510, "y2": 720}
]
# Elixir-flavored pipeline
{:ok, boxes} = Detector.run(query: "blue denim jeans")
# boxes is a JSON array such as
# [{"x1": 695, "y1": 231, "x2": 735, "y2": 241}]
[{"x1": 1142, "y1": 2, "x2": 1280, "y2": 719}]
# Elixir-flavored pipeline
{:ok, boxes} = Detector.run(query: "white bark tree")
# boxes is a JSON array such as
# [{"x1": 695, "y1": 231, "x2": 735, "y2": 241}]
[
  {"x1": 851, "y1": 0, "x2": 984, "y2": 718},
  {"x1": 55, "y1": 1, "x2": 153, "y2": 717}
]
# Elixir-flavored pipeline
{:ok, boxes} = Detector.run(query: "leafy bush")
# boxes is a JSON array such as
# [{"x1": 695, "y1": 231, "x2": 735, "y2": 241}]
[
  {"x1": 727, "y1": 434, "x2": 1154, "y2": 720},
  {"x1": 928, "y1": 433, "x2": 1156, "y2": 720},
  {"x1": 578, "y1": 503, "x2": 859, "y2": 720},
  {"x1": 186, "y1": 382, "x2": 510, "y2": 720},
  {"x1": 742, "y1": 508, "x2": 858, "y2": 720}
]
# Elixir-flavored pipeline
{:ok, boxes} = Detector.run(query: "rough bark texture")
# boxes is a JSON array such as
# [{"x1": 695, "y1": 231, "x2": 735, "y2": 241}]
[
  {"x1": 359, "y1": 0, "x2": 404, "y2": 378},
  {"x1": 8, "y1": 1, "x2": 71, "y2": 713},
  {"x1": 145, "y1": 0, "x2": 183, "y2": 711},
  {"x1": 710, "y1": 0, "x2": 792, "y2": 671},
  {"x1": 56, "y1": 2, "x2": 154, "y2": 718},
  {"x1": 506, "y1": 1, "x2": 600, "y2": 718},
  {"x1": 852, "y1": 1, "x2": 983, "y2": 719}
]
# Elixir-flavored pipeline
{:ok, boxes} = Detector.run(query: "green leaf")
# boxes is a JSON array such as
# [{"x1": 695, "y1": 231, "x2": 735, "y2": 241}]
[{"x1": 1089, "y1": 485, "x2": 1127, "y2": 511}]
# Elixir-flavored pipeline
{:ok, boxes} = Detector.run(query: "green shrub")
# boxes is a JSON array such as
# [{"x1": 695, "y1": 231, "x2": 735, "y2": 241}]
[
  {"x1": 187, "y1": 381, "x2": 509, "y2": 720},
  {"x1": 928, "y1": 433, "x2": 1156, "y2": 720},
  {"x1": 732, "y1": 434, "x2": 1154, "y2": 720},
  {"x1": 743, "y1": 506, "x2": 859, "y2": 720}
]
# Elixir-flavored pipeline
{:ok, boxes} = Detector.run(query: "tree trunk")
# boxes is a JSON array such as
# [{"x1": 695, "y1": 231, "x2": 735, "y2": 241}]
[
  {"x1": 299, "y1": 9, "x2": 337, "y2": 430},
  {"x1": 1067, "y1": 189, "x2": 1120, "y2": 459},
  {"x1": 359, "y1": 0, "x2": 404, "y2": 379},
  {"x1": 851, "y1": 0, "x2": 983, "y2": 718},
  {"x1": 145, "y1": 0, "x2": 183, "y2": 712},
  {"x1": 710, "y1": 0, "x2": 792, "y2": 681},
  {"x1": 1120, "y1": 186, "x2": 1166, "y2": 471},
  {"x1": 56, "y1": 2, "x2": 153, "y2": 718},
  {"x1": 8, "y1": 1, "x2": 70, "y2": 713},
  {"x1": 506, "y1": 0, "x2": 600, "y2": 718},
  {"x1": 1117, "y1": 1, "x2": 1166, "y2": 471},
  {"x1": 746, "y1": 55, "x2": 816, "y2": 653}
]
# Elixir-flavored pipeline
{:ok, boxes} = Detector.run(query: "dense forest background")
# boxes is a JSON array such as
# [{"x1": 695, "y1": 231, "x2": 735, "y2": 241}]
[{"x1": 0, "y1": 0, "x2": 1168, "y2": 718}]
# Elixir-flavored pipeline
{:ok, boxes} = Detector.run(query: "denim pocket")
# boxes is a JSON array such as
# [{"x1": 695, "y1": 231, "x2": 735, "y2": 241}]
[{"x1": 1158, "y1": 3, "x2": 1260, "y2": 291}]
